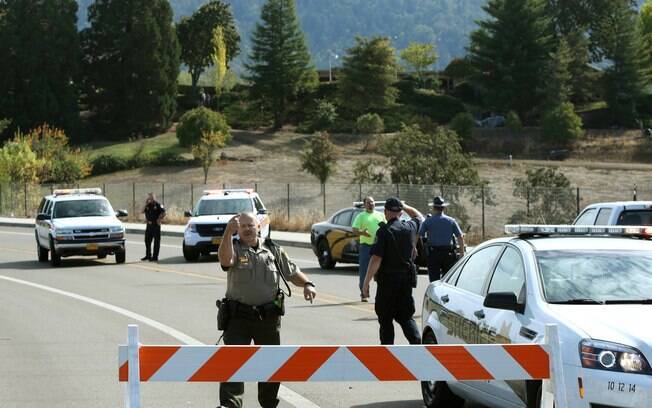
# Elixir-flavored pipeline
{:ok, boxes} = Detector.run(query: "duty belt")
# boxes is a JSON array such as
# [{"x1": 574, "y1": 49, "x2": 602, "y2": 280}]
[
  {"x1": 429, "y1": 245, "x2": 454, "y2": 251},
  {"x1": 228, "y1": 299, "x2": 279, "y2": 320}
]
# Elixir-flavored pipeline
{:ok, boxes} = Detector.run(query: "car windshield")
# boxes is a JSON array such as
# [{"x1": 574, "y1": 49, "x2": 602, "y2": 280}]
[
  {"x1": 537, "y1": 250, "x2": 652, "y2": 303},
  {"x1": 196, "y1": 198, "x2": 253, "y2": 216},
  {"x1": 53, "y1": 199, "x2": 113, "y2": 218}
]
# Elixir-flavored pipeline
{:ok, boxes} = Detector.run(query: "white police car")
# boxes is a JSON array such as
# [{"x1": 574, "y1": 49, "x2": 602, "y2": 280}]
[
  {"x1": 421, "y1": 225, "x2": 652, "y2": 408},
  {"x1": 182, "y1": 189, "x2": 270, "y2": 261},
  {"x1": 35, "y1": 188, "x2": 128, "y2": 266}
]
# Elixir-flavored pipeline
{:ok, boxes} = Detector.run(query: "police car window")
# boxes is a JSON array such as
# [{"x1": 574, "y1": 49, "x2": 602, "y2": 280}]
[
  {"x1": 253, "y1": 197, "x2": 264, "y2": 212},
  {"x1": 53, "y1": 199, "x2": 112, "y2": 218},
  {"x1": 537, "y1": 250, "x2": 652, "y2": 303},
  {"x1": 617, "y1": 210, "x2": 652, "y2": 226},
  {"x1": 37, "y1": 198, "x2": 46, "y2": 213},
  {"x1": 574, "y1": 208, "x2": 597, "y2": 225},
  {"x1": 197, "y1": 198, "x2": 253, "y2": 215},
  {"x1": 488, "y1": 247, "x2": 525, "y2": 302},
  {"x1": 454, "y1": 245, "x2": 503, "y2": 295},
  {"x1": 333, "y1": 210, "x2": 352, "y2": 226},
  {"x1": 44, "y1": 200, "x2": 52, "y2": 215},
  {"x1": 595, "y1": 208, "x2": 612, "y2": 225}
]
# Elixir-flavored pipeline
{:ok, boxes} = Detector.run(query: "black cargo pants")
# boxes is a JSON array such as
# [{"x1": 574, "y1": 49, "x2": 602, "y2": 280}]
[
  {"x1": 426, "y1": 246, "x2": 456, "y2": 282},
  {"x1": 144, "y1": 223, "x2": 161, "y2": 259},
  {"x1": 374, "y1": 278, "x2": 421, "y2": 345},
  {"x1": 219, "y1": 313, "x2": 281, "y2": 408}
]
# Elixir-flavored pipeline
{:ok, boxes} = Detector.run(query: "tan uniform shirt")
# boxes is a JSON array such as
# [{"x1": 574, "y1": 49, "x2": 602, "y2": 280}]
[{"x1": 224, "y1": 238, "x2": 298, "y2": 306}]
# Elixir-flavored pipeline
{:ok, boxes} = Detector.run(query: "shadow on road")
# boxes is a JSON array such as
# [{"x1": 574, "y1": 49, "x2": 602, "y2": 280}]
[
  {"x1": 350, "y1": 400, "x2": 424, "y2": 408},
  {"x1": 0, "y1": 258, "x2": 104, "y2": 270}
]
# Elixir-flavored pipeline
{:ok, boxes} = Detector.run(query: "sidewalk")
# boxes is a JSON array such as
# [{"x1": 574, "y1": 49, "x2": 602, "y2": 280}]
[{"x1": 0, "y1": 217, "x2": 312, "y2": 249}]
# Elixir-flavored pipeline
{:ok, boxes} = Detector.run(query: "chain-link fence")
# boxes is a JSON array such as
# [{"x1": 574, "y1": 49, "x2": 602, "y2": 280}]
[{"x1": 0, "y1": 181, "x2": 642, "y2": 241}]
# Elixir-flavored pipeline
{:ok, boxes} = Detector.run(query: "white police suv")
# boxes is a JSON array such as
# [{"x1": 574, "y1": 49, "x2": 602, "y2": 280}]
[
  {"x1": 182, "y1": 189, "x2": 270, "y2": 261},
  {"x1": 421, "y1": 225, "x2": 652, "y2": 408},
  {"x1": 35, "y1": 188, "x2": 128, "y2": 266}
]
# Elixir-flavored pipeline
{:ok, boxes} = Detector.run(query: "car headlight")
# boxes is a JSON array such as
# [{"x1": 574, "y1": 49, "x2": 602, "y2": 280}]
[
  {"x1": 54, "y1": 228, "x2": 73, "y2": 237},
  {"x1": 109, "y1": 226, "x2": 124, "y2": 233},
  {"x1": 580, "y1": 339, "x2": 651, "y2": 374},
  {"x1": 187, "y1": 224, "x2": 197, "y2": 233}
]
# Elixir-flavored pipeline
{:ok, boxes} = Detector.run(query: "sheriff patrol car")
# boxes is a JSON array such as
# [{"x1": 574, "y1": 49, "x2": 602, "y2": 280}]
[
  {"x1": 421, "y1": 225, "x2": 652, "y2": 408},
  {"x1": 34, "y1": 188, "x2": 127, "y2": 266},
  {"x1": 182, "y1": 189, "x2": 270, "y2": 261}
]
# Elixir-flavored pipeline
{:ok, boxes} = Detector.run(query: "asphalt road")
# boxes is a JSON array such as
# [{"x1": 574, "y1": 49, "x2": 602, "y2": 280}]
[{"x1": 0, "y1": 226, "x2": 447, "y2": 408}]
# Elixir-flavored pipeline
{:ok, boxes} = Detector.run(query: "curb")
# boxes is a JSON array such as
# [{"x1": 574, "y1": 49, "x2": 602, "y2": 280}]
[{"x1": 0, "y1": 220, "x2": 313, "y2": 250}]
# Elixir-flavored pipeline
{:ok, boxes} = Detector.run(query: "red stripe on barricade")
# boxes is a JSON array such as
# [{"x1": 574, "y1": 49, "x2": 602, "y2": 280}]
[
  {"x1": 189, "y1": 346, "x2": 260, "y2": 382},
  {"x1": 140, "y1": 346, "x2": 180, "y2": 381},
  {"x1": 502, "y1": 344, "x2": 550, "y2": 379},
  {"x1": 119, "y1": 362, "x2": 128, "y2": 382},
  {"x1": 269, "y1": 346, "x2": 338, "y2": 382},
  {"x1": 348, "y1": 346, "x2": 416, "y2": 381},
  {"x1": 426, "y1": 346, "x2": 493, "y2": 381}
]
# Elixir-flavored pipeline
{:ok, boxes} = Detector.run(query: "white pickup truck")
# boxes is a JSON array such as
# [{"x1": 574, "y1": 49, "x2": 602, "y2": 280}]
[{"x1": 573, "y1": 201, "x2": 652, "y2": 226}]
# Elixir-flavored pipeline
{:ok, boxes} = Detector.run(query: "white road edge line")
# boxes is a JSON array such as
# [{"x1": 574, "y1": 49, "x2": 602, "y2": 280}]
[{"x1": 0, "y1": 274, "x2": 320, "y2": 408}]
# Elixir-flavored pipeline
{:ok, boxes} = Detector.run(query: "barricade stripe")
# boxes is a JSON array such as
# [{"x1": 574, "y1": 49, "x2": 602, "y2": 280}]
[
  {"x1": 269, "y1": 347, "x2": 338, "y2": 382},
  {"x1": 230, "y1": 346, "x2": 298, "y2": 382},
  {"x1": 387, "y1": 346, "x2": 456, "y2": 381},
  {"x1": 348, "y1": 346, "x2": 416, "y2": 381},
  {"x1": 308, "y1": 347, "x2": 376, "y2": 381},
  {"x1": 502, "y1": 344, "x2": 550, "y2": 379},
  {"x1": 119, "y1": 361, "x2": 128, "y2": 382},
  {"x1": 140, "y1": 346, "x2": 180, "y2": 381},
  {"x1": 426, "y1": 346, "x2": 494, "y2": 381},
  {"x1": 151, "y1": 346, "x2": 216, "y2": 381},
  {"x1": 465, "y1": 345, "x2": 532, "y2": 380},
  {"x1": 119, "y1": 346, "x2": 128, "y2": 381},
  {"x1": 189, "y1": 346, "x2": 260, "y2": 382}
]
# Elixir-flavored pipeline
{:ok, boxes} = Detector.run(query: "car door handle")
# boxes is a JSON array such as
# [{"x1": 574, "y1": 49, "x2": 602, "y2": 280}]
[
  {"x1": 440, "y1": 295, "x2": 449, "y2": 304},
  {"x1": 474, "y1": 309, "x2": 485, "y2": 319}
]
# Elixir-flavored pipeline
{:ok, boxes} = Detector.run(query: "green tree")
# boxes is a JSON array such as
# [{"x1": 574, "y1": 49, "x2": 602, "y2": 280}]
[
  {"x1": 81, "y1": 0, "x2": 180, "y2": 137},
  {"x1": 544, "y1": 37, "x2": 573, "y2": 109},
  {"x1": 0, "y1": 119, "x2": 10, "y2": 135},
  {"x1": 510, "y1": 167, "x2": 576, "y2": 224},
  {"x1": 177, "y1": 107, "x2": 231, "y2": 148},
  {"x1": 192, "y1": 130, "x2": 228, "y2": 184},
  {"x1": 246, "y1": 0, "x2": 317, "y2": 129},
  {"x1": 541, "y1": 102, "x2": 583, "y2": 144},
  {"x1": 351, "y1": 161, "x2": 386, "y2": 184},
  {"x1": 378, "y1": 124, "x2": 480, "y2": 185},
  {"x1": 639, "y1": 1, "x2": 652, "y2": 83},
  {"x1": 300, "y1": 132, "x2": 337, "y2": 184},
  {"x1": 505, "y1": 111, "x2": 523, "y2": 132},
  {"x1": 0, "y1": 137, "x2": 41, "y2": 183},
  {"x1": 212, "y1": 26, "x2": 228, "y2": 98},
  {"x1": 469, "y1": 0, "x2": 554, "y2": 120},
  {"x1": 176, "y1": 0, "x2": 240, "y2": 91},
  {"x1": 338, "y1": 36, "x2": 400, "y2": 118},
  {"x1": 0, "y1": 0, "x2": 79, "y2": 141},
  {"x1": 400, "y1": 42, "x2": 438, "y2": 87},
  {"x1": 449, "y1": 112, "x2": 476, "y2": 146},
  {"x1": 355, "y1": 113, "x2": 384, "y2": 151}
]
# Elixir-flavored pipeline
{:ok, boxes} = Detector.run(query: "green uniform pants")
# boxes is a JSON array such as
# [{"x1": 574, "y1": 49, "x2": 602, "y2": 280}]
[{"x1": 219, "y1": 314, "x2": 281, "y2": 408}]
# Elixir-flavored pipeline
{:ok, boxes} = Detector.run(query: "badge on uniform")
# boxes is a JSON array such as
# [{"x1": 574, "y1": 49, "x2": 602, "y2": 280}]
[{"x1": 238, "y1": 255, "x2": 249, "y2": 264}]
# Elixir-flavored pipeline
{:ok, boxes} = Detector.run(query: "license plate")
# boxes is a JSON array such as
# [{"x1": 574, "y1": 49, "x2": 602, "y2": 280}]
[
  {"x1": 86, "y1": 243, "x2": 98, "y2": 251},
  {"x1": 212, "y1": 237, "x2": 221, "y2": 245}
]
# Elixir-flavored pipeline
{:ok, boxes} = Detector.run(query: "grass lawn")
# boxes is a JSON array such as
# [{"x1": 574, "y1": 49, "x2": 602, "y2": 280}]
[{"x1": 86, "y1": 132, "x2": 188, "y2": 159}]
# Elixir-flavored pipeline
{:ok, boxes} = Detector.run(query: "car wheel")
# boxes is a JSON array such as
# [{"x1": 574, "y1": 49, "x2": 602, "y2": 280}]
[
  {"x1": 317, "y1": 239, "x2": 336, "y2": 270},
  {"x1": 421, "y1": 331, "x2": 464, "y2": 408},
  {"x1": 183, "y1": 241, "x2": 200, "y2": 262},
  {"x1": 37, "y1": 239, "x2": 48, "y2": 262},
  {"x1": 49, "y1": 237, "x2": 61, "y2": 267},
  {"x1": 115, "y1": 250, "x2": 126, "y2": 264}
]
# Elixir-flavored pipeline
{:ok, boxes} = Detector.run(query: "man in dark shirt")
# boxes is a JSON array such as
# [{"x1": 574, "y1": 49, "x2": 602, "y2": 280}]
[
  {"x1": 142, "y1": 192, "x2": 165, "y2": 262},
  {"x1": 362, "y1": 197, "x2": 424, "y2": 345}
]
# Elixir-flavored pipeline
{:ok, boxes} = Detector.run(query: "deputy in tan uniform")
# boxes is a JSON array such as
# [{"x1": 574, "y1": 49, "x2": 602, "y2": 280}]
[{"x1": 217, "y1": 212, "x2": 317, "y2": 408}]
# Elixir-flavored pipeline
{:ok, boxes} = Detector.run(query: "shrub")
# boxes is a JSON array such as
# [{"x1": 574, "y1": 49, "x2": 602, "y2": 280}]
[
  {"x1": 355, "y1": 113, "x2": 385, "y2": 135},
  {"x1": 91, "y1": 155, "x2": 130, "y2": 175},
  {"x1": 177, "y1": 107, "x2": 231, "y2": 147},
  {"x1": 510, "y1": 167, "x2": 576, "y2": 224},
  {"x1": 505, "y1": 111, "x2": 523, "y2": 132},
  {"x1": 449, "y1": 112, "x2": 475, "y2": 144},
  {"x1": 541, "y1": 102, "x2": 583, "y2": 145}
]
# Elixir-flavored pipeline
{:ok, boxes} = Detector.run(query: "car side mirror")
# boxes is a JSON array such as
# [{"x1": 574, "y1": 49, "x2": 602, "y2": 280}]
[
  {"x1": 484, "y1": 292, "x2": 524, "y2": 313},
  {"x1": 184, "y1": 210, "x2": 193, "y2": 217},
  {"x1": 36, "y1": 213, "x2": 51, "y2": 221},
  {"x1": 258, "y1": 208, "x2": 267, "y2": 215},
  {"x1": 116, "y1": 209, "x2": 128, "y2": 218}
]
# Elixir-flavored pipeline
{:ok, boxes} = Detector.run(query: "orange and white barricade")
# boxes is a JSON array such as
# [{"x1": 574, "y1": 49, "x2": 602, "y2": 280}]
[{"x1": 119, "y1": 324, "x2": 567, "y2": 408}]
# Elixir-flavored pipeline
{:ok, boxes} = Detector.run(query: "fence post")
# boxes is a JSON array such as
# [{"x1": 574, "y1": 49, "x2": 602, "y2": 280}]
[
  {"x1": 254, "y1": 183, "x2": 258, "y2": 192},
  {"x1": 322, "y1": 184, "x2": 326, "y2": 216},
  {"x1": 102, "y1": 183, "x2": 106, "y2": 196},
  {"x1": 132, "y1": 182, "x2": 136, "y2": 220},
  {"x1": 0, "y1": 183, "x2": 2, "y2": 215},
  {"x1": 358, "y1": 184, "x2": 362, "y2": 201},
  {"x1": 161, "y1": 183, "x2": 165, "y2": 206},
  {"x1": 287, "y1": 183, "x2": 290, "y2": 221},
  {"x1": 576, "y1": 187, "x2": 580, "y2": 216},
  {"x1": 24, "y1": 183, "x2": 28, "y2": 217},
  {"x1": 481, "y1": 186, "x2": 486, "y2": 240},
  {"x1": 396, "y1": 184, "x2": 400, "y2": 197},
  {"x1": 126, "y1": 324, "x2": 141, "y2": 408},
  {"x1": 190, "y1": 183, "x2": 194, "y2": 210},
  {"x1": 633, "y1": 184, "x2": 638, "y2": 201},
  {"x1": 526, "y1": 187, "x2": 530, "y2": 217}
]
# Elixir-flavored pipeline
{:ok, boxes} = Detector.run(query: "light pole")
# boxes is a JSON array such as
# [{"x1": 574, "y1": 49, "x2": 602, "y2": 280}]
[{"x1": 328, "y1": 50, "x2": 338, "y2": 82}]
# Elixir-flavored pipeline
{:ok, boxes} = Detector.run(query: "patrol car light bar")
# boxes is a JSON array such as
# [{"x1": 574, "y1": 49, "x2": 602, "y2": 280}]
[
  {"x1": 203, "y1": 188, "x2": 254, "y2": 196},
  {"x1": 505, "y1": 224, "x2": 652, "y2": 237},
  {"x1": 53, "y1": 188, "x2": 102, "y2": 196}
]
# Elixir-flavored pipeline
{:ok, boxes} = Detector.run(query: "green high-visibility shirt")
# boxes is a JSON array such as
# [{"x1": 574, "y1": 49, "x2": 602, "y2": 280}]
[{"x1": 352, "y1": 210, "x2": 386, "y2": 245}]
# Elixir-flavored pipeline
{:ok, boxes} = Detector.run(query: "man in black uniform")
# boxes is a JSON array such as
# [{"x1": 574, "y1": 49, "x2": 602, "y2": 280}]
[
  {"x1": 362, "y1": 197, "x2": 424, "y2": 345},
  {"x1": 142, "y1": 192, "x2": 165, "y2": 261}
]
